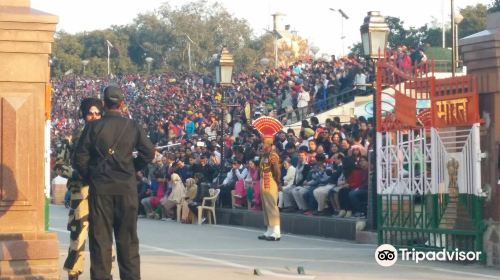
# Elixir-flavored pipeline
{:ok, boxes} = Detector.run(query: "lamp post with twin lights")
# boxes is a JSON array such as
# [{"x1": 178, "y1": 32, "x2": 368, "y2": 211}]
[
  {"x1": 215, "y1": 47, "x2": 234, "y2": 172},
  {"x1": 360, "y1": 11, "x2": 389, "y2": 230}
]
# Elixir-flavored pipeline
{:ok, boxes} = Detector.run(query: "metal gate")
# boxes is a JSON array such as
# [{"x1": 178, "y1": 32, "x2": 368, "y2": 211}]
[{"x1": 376, "y1": 58, "x2": 486, "y2": 258}]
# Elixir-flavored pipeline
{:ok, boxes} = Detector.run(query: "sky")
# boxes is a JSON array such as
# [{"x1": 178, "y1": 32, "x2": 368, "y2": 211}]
[{"x1": 31, "y1": 0, "x2": 491, "y2": 56}]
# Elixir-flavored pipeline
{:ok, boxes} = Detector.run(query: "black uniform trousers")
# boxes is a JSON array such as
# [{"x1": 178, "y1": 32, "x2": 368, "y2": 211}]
[{"x1": 88, "y1": 192, "x2": 140, "y2": 280}]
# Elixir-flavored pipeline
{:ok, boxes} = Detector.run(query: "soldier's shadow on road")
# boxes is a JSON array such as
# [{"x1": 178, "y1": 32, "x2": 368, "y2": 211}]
[{"x1": 0, "y1": 164, "x2": 35, "y2": 278}]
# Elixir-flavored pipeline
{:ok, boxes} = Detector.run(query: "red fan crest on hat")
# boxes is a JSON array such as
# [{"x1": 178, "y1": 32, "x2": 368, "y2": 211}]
[{"x1": 252, "y1": 116, "x2": 283, "y2": 138}]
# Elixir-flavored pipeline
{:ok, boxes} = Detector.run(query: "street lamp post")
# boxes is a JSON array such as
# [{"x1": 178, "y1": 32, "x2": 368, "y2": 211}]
[
  {"x1": 145, "y1": 57, "x2": 153, "y2": 75},
  {"x1": 215, "y1": 47, "x2": 234, "y2": 173},
  {"x1": 212, "y1": 53, "x2": 220, "y2": 85},
  {"x1": 451, "y1": 0, "x2": 456, "y2": 76},
  {"x1": 283, "y1": 50, "x2": 292, "y2": 68},
  {"x1": 106, "y1": 40, "x2": 113, "y2": 77},
  {"x1": 81, "y1": 59, "x2": 89, "y2": 76},
  {"x1": 310, "y1": 45, "x2": 319, "y2": 60},
  {"x1": 274, "y1": 33, "x2": 280, "y2": 69},
  {"x1": 453, "y1": 12, "x2": 464, "y2": 75},
  {"x1": 330, "y1": 8, "x2": 349, "y2": 56},
  {"x1": 360, "y1": 11, "x2": 389, "y2": 230},
  {"x1": 184, "y1": 33, "x2": 195, "y2": 72},
  {"x1": 270, "y1": 14, "x2": 284, "y2": 69}
]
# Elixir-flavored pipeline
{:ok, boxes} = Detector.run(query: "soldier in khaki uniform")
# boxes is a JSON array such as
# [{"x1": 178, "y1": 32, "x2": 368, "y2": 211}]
[
  {"x1": 253, "y1": 116, "x2": 283, "y2": 241},
  {"x1": 61, "y1": 98, "x2": 103, "y2": 280}
]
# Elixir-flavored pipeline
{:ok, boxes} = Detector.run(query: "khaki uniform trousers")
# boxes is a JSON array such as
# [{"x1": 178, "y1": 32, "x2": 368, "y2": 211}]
[{"x1": 261, "y1": 172, "x2": 280, "y2": 226}]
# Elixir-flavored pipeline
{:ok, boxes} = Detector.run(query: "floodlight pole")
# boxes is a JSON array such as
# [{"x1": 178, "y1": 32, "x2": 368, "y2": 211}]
[{"x1": 451, "y1": 0, "x2": 456, "y2": 76}]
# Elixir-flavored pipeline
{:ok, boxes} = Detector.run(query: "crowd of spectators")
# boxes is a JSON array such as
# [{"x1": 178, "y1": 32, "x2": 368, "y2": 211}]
[
  {"x1": 51, "y1": 55, "x2": 373, "y2": 145},
  {"x1": 51, "y1": 53, "x2": 381, "y2": 221}
]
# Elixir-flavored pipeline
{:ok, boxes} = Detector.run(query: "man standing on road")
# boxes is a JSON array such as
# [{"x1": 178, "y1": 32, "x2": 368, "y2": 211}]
[
  {"x1": 74, "y1": 86, "x2": 155, "y2": 280},
  {"x1": 253, "y1": 116, "x2": 283, "y2": 241}
]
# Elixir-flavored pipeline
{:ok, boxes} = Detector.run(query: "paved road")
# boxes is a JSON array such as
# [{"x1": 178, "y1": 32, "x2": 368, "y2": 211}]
[{"x1": 49, "y1": 204, "x2": 500, "y2": 280}]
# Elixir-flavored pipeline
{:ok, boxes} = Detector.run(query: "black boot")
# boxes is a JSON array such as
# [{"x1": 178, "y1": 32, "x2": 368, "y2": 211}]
[{"x1": 258, "y1": 235, "x2": 267, "y2": 240}]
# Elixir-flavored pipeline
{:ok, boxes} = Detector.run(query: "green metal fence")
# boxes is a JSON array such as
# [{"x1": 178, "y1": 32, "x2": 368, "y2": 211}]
[{"x1": 378, "y1": 193, "x2": 485, "y2": 262}]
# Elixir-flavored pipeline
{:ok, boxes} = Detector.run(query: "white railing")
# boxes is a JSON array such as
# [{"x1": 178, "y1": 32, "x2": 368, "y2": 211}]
[
  {"x1": 431, "y1": 127, "x2": 448, "y2": 194},
  {"x1": 377, "y1": 128, "x2": 431, "y2": 195},
  {"x1": 432, "y1": 125, "x2": 482, "y2": 195}
]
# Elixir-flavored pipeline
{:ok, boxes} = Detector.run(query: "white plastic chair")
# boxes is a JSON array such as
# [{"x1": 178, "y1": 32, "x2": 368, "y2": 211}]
[{"x1": 197, "y1": 188, "x2": 220, "y2": 225}]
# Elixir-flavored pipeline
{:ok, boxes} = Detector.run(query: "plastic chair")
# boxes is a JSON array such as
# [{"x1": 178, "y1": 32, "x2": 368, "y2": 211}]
[
  {"x1": 197, "y1": 188, "x2": 220, "y2": 225},
  {"x1": 177, "y1": 200, "x2": 197, "y2": 224},
  {"x1": 176, "y1": 201, "x2": 182, "y2": 223}
]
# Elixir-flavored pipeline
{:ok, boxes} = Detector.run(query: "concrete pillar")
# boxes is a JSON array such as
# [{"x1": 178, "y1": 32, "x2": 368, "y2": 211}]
[
  {"x1": 460, "y1": 11, "x2": 500, "y2": 267},
  {"x1": 0, "y1": 1, "x2": 59, "y2": 279}
]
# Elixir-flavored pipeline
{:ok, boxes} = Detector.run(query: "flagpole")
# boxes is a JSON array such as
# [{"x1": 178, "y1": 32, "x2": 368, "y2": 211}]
[{"x1": 107, "y1": 43, "x2": 110, "y2": 76}]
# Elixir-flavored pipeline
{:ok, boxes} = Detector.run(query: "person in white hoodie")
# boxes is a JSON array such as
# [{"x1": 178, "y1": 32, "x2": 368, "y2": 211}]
[
  {"x1": 160, "y1": 173, "x2": 186, "y2": 220},
  {"x1": 297, "y1": 86, "x2": 310, "y2": 121},
  {"x1": 279, "y1": 157, "x2": 296, "y2": 208}
]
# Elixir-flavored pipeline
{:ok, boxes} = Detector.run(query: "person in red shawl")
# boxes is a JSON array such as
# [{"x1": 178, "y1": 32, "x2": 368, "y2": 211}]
[{"x1": 253, "y1": 116, "x2": 283, "y2": 241}]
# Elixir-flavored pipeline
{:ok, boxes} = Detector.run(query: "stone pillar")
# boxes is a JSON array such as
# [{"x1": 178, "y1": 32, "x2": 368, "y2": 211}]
[
  {"x1": 0, "y1": 1, "x2": 59, "y2": 279},
  {"x1": 460, "y1": 11, "x2": 500, "y2": 267}
]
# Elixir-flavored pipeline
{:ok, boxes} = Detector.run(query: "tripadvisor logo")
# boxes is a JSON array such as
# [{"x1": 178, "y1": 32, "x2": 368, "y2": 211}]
[
  {"x1": 375, "y1": 244, "x2": 482, "y2": 267},
  {"x1": 375, "y1": 244, "x2": 398, "y2": 267}
]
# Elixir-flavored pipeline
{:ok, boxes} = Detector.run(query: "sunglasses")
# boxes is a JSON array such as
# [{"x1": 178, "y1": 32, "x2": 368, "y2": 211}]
[{"x1": 87, "y1": 111, "x2": 101, "y2": 116}]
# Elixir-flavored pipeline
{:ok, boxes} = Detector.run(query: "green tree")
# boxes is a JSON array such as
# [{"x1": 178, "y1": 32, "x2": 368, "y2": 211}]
[
  {"x1": 386, "y1": 17, "x2": 431, "y2": 48},
  {"x1": 157, "y1": 0, "x2": 257, "y2": 72},
  {"x1": 50, "y1": 0, "x2": 274, "y2": 77},
  {"x1": 386, "y1": 16, "x2": 407, "y2": 48},
  {"x1": 459, "y1": 4, "x2": 487, "y2": 38},
  {"x1": 78, "y1": 29, "x2": 136, "y2": 76},
  {"x1": 348, "y1": 42, "x2": 363, "y2": 57},
  {"x1": 52, "y1": 32, "x2": 84, "y2": 76},
  {"x1": 421, "y1": 27, "x2": 452, "y2": 48},
  {"x1": 488, "y1": 0, "x2": 500, "y2": 13},
  {"x1": 348, "y1": 7, "x2": 487, "y2": 58},
  {"x1": 126, "y1": 12, "x2": 175, "y2": 72}
]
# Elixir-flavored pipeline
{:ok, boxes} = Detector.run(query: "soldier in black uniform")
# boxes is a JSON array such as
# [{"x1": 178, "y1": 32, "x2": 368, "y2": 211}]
[{"x1": 74, "y1": 86, "x2": 155, "y2": 280}]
